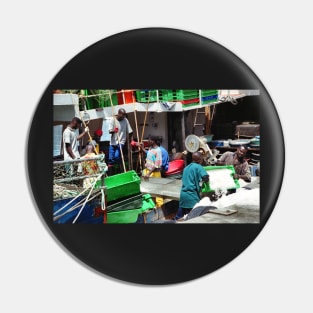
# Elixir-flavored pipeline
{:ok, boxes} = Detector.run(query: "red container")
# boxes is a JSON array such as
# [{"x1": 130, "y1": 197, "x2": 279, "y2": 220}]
[
  {"x1": 117, "y1": 90, "x2": 135, "y2": 104},
  {"x1": 180, "y1": 98, "x2": 199, "y2": 104},
  {"x1": 165, "y1": 159, "x2": 185, "y2": 176}
]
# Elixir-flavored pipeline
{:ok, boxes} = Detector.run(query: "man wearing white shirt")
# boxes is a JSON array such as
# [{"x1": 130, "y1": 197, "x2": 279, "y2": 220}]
[{"x1": 63, "y1": 117, "x2": 89, "y2": 160}]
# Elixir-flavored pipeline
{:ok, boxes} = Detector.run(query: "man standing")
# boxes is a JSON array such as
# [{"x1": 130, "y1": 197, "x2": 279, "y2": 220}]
[
  {"x1": 108, "y1": 108, "x2": 133, "y2": 170},
  {"x1": 63, "y1": 117, "x2": 89, "y2": 161},
  {"x1": 63, "y1": 117, "x2": 89, "y2": 176},
  {"x1": 174, "y1": 152, "x2": 209, "y2": 220},
  {"x1": 216, "y1": 145, "x2": 251, "y2": 182}
]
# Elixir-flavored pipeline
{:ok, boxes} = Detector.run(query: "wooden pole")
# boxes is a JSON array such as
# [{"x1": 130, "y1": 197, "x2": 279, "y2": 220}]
[
  {"x1": 73, "y1": 94, "x2": 98, "y2": 155},
  {"x1": 205, "y1": 106, "x2": 211, "y2": 134},
  {"x1": 122, "y1": 89, "x2": 126, "y2": 104},
  {"x1": 181, "y1": 111, "x2": 186, "y2": 151},
  {"x1": 79, "y1": 113, "x2": 98, "y2": 154},
  {"x1": 109, "y1": 91, "x2": 126, "y2": 173},
  {"x1": 133, "y1": 104, "x2": 143, "y2": 172},
  {"x1": 140, "y1": 90, "x2": 151, "y2": 142}
]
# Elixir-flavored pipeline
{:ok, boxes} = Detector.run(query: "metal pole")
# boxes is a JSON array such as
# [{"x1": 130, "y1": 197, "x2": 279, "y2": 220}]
[{"x1": 54, "y1": 155, "x2": 103, "y2": 165}]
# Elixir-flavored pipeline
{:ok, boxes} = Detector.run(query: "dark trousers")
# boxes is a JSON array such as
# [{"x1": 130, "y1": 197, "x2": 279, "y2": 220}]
[
  {"x1": 108, "y1": 144, "x2": 124, "y2": 165},
  {"x1": 173, "y1": 207, "x2": 192, "y2": 220}
]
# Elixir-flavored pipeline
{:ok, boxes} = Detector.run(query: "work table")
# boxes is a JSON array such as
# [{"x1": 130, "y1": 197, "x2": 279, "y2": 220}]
[
  {"x1": 140, "y1": 177, "x2": 182, "y2": 201},
  {"x1": 140, "y1": 177, "x2": 259, "y2": 201}
]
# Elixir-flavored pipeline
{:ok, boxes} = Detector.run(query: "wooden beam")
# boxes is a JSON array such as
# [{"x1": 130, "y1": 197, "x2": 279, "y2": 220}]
[
  {"x1": 205, "y1": 106, "x2": 211, "y2": 134},
  {"x1": 181, "y1": 111, "x2": 186, "y2": 151}
]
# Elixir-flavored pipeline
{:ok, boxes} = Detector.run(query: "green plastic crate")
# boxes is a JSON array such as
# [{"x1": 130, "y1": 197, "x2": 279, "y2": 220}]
[
  {"x1": 84, "y1": 89, "x2": 118, "y2": 109},
  {"x1": 107, "y1": 207, "x2": 144, "y2": 223},
  {"x1": 158, "y1": 89, "x2": 175, "y2": 101},
  {"x1": 102, "y1": 90, "x2": 118, "y2": 107},
  {"x1": 182, "y1": 102, "x2": 200, "y2": 109},
  {"x1": 83, "y1": 89, "x2": 95, "y2": 109},
  {"x1": 159, "y1": 90, "x2": 198, "y2": 101},
  {"x1": 96, "y1": 170, "x2": 141, "y2": 202},
  {"x1": 201, "y1": 165, "x2": 240, "y2": 192},
  {"x1": 106, "y1": 194, "x2": 143, "y2": 213},
  {"x1": 201, "y1": 89, "x2": 218, "y2": 96},
  {"x1": 141, "y1": 193, "x2": 156, "y2": 211},
  {"x1": 107, "y1": 194, "x2": 155, "y2": 223},
  {"x1": 174, "y1": 89, "x2": 199, "y2": 100},
  {"x1": 135, "y1": 90, "x2": 158, "y2": 103}
]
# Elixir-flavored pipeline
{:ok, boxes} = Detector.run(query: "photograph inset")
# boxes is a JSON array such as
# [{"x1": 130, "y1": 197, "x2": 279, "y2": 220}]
[{"x1": 53, "y1": 89, "x2": 260, "y2": 224}]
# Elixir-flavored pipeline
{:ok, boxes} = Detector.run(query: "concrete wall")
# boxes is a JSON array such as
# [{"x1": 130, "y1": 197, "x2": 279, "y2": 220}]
[
  {"x1": 53, "y1": 93, "x2": 80, "y2": 122},
  {"x1": 127, "y1": 111, "x2": 168, "y2": 150},
  {"x1": 53, "y1": 105, "x2": 77, "y2": 122}
]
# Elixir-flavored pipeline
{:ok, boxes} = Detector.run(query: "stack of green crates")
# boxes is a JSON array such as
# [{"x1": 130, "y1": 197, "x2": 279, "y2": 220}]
[
  {"x1": 96, "y1": 89, "x2": 118, "y2": 108},
  {"x1": 158, "y1": 89, "x2": 175, "y2": 101},
  {"x1": 84, "y1": 89, "x2": 118, "y2": 109},
  {"x1": 134, "y1": 89, "x2": 218, "y2": 105},
  {"x1": 201, "y1": 90, "x2": 218, "y2": 104},
  {"x1": 107, "y1": 194, "x2": 156, "y2": 223},
  {"x1": 135, "y1": 90, "x2": 158, "y2": 103},
  {"x1": 174, "y1": 89, "x2": 199, "y2": 101}
]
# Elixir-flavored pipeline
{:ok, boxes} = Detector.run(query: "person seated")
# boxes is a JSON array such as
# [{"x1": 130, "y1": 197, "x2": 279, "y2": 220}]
[
  {"x1": 85, "y1": 129, "x2": 103, "y2": 154},
  {"x1": 216, "y1": 145, "x2": 251, "y2": 182},
  {"x1": 81, "y1": 145, "x2": 99, "y2": 188}
]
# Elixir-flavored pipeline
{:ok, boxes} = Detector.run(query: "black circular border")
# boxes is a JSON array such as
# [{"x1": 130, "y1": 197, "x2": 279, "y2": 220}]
[{"x1": 27, "y1": 28, "x2": 284, "y2": 285}]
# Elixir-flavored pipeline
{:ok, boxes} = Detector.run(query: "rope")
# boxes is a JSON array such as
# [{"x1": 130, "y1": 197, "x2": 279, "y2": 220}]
[
  {"x1": 53, "y1": 173, "x2": 103, "y2": 184},
  {"x1": 53, "y1": 184, "x2": 94, "y2": 216},
  {"x1": 219, "y1": 90, "x2": 238, "y2": 105},
  {"x1": 78, "y1": 89, "x2": 137, "y2": 98},
  {"x1": 72, "y1": 174, "x2": 103, "y2": 223},
  {"x1": 53, "y1": 190, "x2": 101, "y2": 221},
  {"x1": 68, "y1": 91, "x2": 98, "y2": 155},
  {"x1": 101, "y1": 188, "x2": 105, "y2": 211},
  {"x1": 54, "y1": 155, "x2": 104, "y2": 165},
  {"x1": 78, "y1": 97, "x2": 98, "y2": 155}
]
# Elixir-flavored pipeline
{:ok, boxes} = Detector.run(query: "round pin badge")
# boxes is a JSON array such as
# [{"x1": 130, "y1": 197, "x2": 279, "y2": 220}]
[{"x1": 27, "y1": 28, "x2": 284, "y2": 285}]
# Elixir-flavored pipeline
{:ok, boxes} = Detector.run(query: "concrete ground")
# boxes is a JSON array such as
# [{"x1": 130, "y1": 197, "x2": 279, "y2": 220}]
[
  {"x1": 141, "y1": 176, "x2": 260, "y2": 224},
  {"x1": 181, "y1": 206, "x2": 259, "y2": 223},
  {"x1": 182, "y1": 179, "x2": 260, "y2": 223}
]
